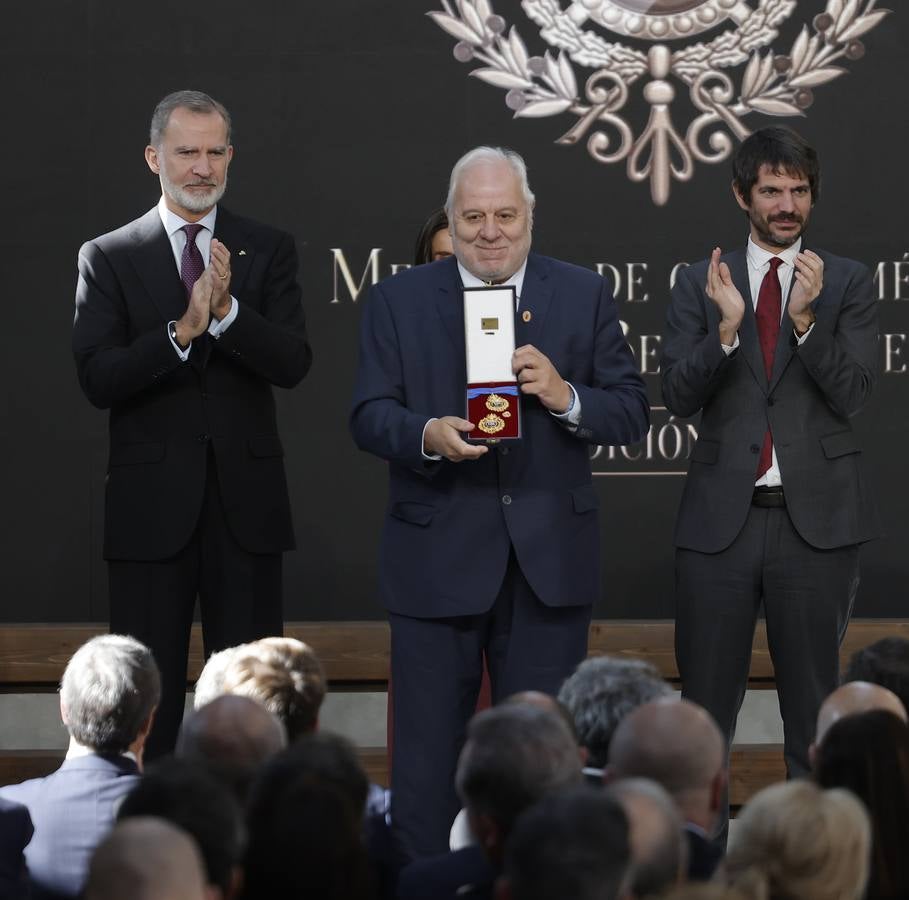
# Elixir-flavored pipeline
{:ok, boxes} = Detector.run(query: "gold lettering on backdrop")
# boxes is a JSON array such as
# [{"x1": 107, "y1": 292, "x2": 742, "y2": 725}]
[{"x1": 330, "y1": 248, "x2": 383, "y2": 304}]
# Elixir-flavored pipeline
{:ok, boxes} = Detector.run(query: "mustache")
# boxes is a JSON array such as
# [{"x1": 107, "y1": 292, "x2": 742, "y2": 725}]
[{"x1": 770, "y1": 213, "x2": 803, "y2": 223}]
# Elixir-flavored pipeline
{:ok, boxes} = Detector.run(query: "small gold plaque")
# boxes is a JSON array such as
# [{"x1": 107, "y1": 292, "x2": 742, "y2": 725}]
[{"x1": 481, "y1": 317, "x2": 499, "y2": 331}]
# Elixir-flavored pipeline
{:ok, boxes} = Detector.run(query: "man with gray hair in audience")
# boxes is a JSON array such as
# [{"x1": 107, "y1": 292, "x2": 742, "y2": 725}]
[
  {"x1": 0, "y1": 634, "x2": 160, "y2": 900},
  {"x1": 399, "y1": 703, "x2": 582, "y2": 900},
  {"x1": 604, "y1": 778, "x2": 687, "y2": 899},
  {"x1": 557, "y1": 655, "x2": 671, "y2": 779},
  {"x1": 607, "y1": 697, "x2": 726, "y2": 880}
]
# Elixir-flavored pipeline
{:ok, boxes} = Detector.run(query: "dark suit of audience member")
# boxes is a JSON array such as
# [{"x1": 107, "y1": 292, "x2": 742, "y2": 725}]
[
  {"x1": 72, "y1": 91, "x2": 310, "y2": 759},
  {"x1": 351, "y1": 147, "x2": 647, "y2": 859},
  {"x1": 661, "y1": 127, "x2": 879, "y2": 797},
  {"x1": 0, "y1": 634, "x2": 159, "y2": 900},
  {"x1": 0, "y1": 797, "x2": 33, "y2": 900}
]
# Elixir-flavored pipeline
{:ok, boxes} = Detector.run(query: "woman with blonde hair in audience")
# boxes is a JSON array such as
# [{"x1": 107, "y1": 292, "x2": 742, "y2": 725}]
[{"x1": 722, "y1": 780, "x2": 870, "y2": 900}]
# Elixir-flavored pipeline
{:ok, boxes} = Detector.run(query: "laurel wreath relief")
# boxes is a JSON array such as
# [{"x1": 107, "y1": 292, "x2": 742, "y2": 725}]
[{"x1": 428, "y1": 0, "x2": 889, "y2": 204}]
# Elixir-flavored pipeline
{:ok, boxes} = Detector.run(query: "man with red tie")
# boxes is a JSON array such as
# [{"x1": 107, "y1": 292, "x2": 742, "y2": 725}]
[
  {"x1": 660, "y1": 126, "x2": 880, "y2": 814},
  {"x1": 72, "y1": 91, "x2": 311, "y2": 758}
]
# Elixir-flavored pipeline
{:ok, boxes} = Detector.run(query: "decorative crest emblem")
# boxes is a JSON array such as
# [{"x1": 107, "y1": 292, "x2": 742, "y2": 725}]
[{"x1": 429, "y1": 0, "x2": 889, "y2": 204}]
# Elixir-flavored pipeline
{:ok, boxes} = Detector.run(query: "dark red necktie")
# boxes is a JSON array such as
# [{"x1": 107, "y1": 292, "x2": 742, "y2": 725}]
[
  {"x1": 755, "y1": 256, "x2": 783, "y2": 479},
  {"x1": 180, "y1": 223, "x2": 205, "y2": 298}
]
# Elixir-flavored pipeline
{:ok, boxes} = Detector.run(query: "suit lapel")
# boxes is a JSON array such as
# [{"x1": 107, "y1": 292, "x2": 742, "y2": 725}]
[
  {"x1": 769, "y1": 246, "x2": 806, "y2": 390},
  {"x1": 434, "y1": 257, "x2": 466, "y2": 357},
  {"x1": 127, "y1": 208, "x2": 186, "y2": 325},
  {"x1": 515, "y1": 253, "x2": 553, "y2": 347},
  {"x1": 727, "y1": 250, "x2": 766, "y2": 387}
]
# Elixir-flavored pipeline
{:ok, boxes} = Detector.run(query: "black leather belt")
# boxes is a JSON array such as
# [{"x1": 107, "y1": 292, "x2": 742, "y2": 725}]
[{"x1": 752, "y1": 486, "x2": 786, "y2": 508}]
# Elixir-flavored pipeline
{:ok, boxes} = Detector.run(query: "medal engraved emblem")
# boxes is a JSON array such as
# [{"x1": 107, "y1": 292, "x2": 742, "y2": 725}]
[
  {"x1": 429, "y1": 0, "x2": 890, "y2": 205},
  {"x1": 486, "y1": 393, "x2": 510, "y2": 412},
  {"x1": 479, "y1": 414, "x2": 506, "y2": 434}
]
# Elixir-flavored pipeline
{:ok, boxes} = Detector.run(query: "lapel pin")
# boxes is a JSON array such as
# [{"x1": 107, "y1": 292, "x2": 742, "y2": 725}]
[
  {"x1": 522, "y1": 310, "x2": 532, "y2": 323},
  {"x1": 238, "y1": 250, "x2": 247, "y2": 256}
]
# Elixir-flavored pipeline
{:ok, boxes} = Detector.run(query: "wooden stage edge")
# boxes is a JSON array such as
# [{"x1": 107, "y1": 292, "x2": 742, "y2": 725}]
[{"x1": 1, "y1": 618, "x2": 907, "y2": 687}]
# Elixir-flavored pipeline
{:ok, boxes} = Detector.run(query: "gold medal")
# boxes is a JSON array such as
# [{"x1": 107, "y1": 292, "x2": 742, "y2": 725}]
[
  {"x1": 478, "y1": 414, "x2": 506, "y2": 435},
  {"x1": 485, "y1": 393, "x2": 509, "y2": 413}
]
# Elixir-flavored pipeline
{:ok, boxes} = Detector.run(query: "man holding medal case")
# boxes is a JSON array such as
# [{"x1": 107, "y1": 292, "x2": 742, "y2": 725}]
[{"x1": 351, "y1": 146, "x2": 649, "y2": 859}]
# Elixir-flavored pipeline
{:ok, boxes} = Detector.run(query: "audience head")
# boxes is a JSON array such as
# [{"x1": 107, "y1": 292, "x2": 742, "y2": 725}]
[
  {"x1": 243, "y1": 733, "x2": 373, "y2": 900},
  {"x1": 414, "y1": 207, "x2": 453, "y2": 265},
  {"x1": 844, "y1": 636, "x2": 909, "y2": 712},
  {"x1": 814, "y1": 709, "x2": 909, "y2": 899},
  {"x1": 220, "y1": 637, "x2": 326, "y2": 740},
  {"x1": 194, "y1": 644, "x2": 248, "y2": 710},
  {"x1": 603, "y1": 778, "x2": 686, "y2": 899},
  {"x1": 177, "y1": 694, "x2": 286, "y2": 802},
  {"x1": 85, "y1": 817, "x2": 208, "y2": 900},
  {"x1": 724, "y1": 780, "x2": 870, "y2": 900},
  {"x1": 60, "y1": 634, "x2": 160, "y2": 757},
  {"x1": 118, "y1": 758, "x2": 244, "y2": 900},
  {"x1": 557, "y1": 655, "x2": 671, "y2": 769},
  {"x1": 814, "y1": 680, "x2": 907, "y2": 749},
  {"x1": 608, "y1": 697, "x2": 726, "y2": 831},
  {"x1": 498, "y1": 786, "x2": 630, "y2": 900},
  {"x1": 456, "y1": 703, "x2": 581, "y2": 863}
]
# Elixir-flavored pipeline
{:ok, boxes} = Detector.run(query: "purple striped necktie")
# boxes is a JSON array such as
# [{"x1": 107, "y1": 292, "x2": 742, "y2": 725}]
[{"x1": 180, "y1": 223, "x2": 205, "y2": 298}]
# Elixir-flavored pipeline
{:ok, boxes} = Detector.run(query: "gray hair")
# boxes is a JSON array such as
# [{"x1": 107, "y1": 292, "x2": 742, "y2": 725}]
[
  {"x1": 604, "y1": 777, "x2": 687, "y2": 899},
  {"x1": 455, "y1": 704, "x2": 580, "y2": 834},
  {"x1": 194, "y1": 644, "x2": 248, "y2": 710},
  {"x1": 444, "y1": 146, "x2": 535, "y2": 219},
  {"x1": 149, "y1": 90, "x2": 232, "y2": 148},
  {"x1": 60, "y1": 634, "x2": 161, "y2": 754},
  {"x1": 558, "y1": 655, "x2": 672, "y2": 769}
]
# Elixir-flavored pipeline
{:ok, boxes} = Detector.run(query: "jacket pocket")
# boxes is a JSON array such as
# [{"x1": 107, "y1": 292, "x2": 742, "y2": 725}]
[
  {"x1": 390, "y1": 500, "x2": 437, "y2": 527},
  {"x1": 570, "y1": 484, "x2": 599, "y2": 514},
  {"x1": 248, "y1": 435, "x2": 284, "y2": 458},
  {"x1": 108, "y1": 442, "x2": 166, "y2": 466},
  {"x1": 820, "y1": 430, "x2": 860, "y2": 459},
  {"x1": 690, "y1": 438, "x2": 719, "y2": 465}
]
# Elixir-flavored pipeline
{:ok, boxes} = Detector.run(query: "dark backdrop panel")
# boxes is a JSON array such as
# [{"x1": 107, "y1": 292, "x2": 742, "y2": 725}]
[{"x1": 1, "y1": 1, "x2": 905, "y2": 622}]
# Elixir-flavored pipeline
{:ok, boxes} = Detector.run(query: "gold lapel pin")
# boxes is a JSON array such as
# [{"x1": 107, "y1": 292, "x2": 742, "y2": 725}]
[
  {"x1": 522, "y1": 310, "x2": 532, "y2": 323},
  {"x1": 238, "y1": 250, "x2": 247, "y2": 256}
]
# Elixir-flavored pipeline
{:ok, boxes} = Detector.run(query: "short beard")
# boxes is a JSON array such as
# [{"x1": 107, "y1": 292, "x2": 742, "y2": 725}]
[
  {"x1": 751, "y1": 212, "x2": 805, "y2": 249},
  {"x1": 160, "y1": 166, "x2": 227, "y2": 215}
]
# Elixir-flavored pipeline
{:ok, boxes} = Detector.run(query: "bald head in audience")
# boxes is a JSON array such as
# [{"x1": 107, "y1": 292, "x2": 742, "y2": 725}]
[
  {"x1": 814, "y1": 680, "x2": 907, "y2": 747},
  {"x1": 608, "y1": 698, "x2": 725, "y2": 833},
  {"x1": 178, "y1": 695, "x2": 286, "y2": 800},
  {"x1": 604, "y1": 778, "x2": 686, "y2": 899},
  {"x1": 84, "y1": 817, "x2": 208, "y2": 900}
]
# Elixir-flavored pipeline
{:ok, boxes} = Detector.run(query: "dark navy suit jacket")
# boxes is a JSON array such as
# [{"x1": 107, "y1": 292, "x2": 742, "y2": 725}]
[
  {"x1": 0, "y1": 797, "x2": 33, "y2": 900},
  {"x1": 0, "y1": 755, "x2": 140, "y2": 900},
  {"x1": 350, "y1": 253, "x2": 649, "y2": 618},
  {"x1": 72, "y1": 205, "x2": 311, "y2": 561}
]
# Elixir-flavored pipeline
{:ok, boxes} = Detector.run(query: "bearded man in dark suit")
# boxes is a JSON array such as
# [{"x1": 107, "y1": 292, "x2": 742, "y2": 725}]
[
  {"x1": 72, "y1": 90, "x2": 311, "y2": 757},
  {"x1": 661, "y1": 126, "x2": 880, "y2": 821}
]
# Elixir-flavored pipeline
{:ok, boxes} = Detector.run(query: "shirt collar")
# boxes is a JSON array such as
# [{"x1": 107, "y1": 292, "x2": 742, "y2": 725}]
[
  {"x1": 66, "y1": 741, "x2": 138, "y2": 763},
  {"x1": 157, "y1": 195, "x2": 218, "y2": 238},
  {"x1": 457, "y1": 257, "x2": 528, "y2": 300},
  {"x1": 746, "y1": 234, "x2": 801, "y2": 273}
]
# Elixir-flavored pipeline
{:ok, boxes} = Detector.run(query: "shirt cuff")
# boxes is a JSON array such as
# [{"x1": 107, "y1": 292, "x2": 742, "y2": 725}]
[
  {"x1": 209, "y1": 296, "x2": 238, "y2": 338},
  {"x1": 794, "y1": 322, "x2": 814, "y2": 345},
  {"x1": 421, "y1": 418, "x2": 442, "y2": 461},
  {"x1": 550, "y1": 383, "x2": 581, "y2": 427},
  {"x1": 167, "y1": 321, "x2": 191, "y2": 361},
  {"x1": 721, "y1": 334, "x2": 740, "y2": 356}
]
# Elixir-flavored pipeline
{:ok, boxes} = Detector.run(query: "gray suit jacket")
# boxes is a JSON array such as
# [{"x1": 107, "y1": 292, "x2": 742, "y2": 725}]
[
  {"x1": 661, "y1": 246, "x2": 880, "y2": 553},
  {"x1": 0, "y1": 755, "x2": 140, "y2": 900}
]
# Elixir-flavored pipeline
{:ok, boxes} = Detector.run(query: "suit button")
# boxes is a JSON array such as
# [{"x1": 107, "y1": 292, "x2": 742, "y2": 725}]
[
  {"x1": 500, "y1": 446, "x2": 510, "y2": 456},
  {"x1": 198, "y1": 433, "x2": 211, "y2": 443},
  {"x1": 767, "y1": 398, "x2": 775, "y2": 406},
  {"x1": 502, "y1": 495, "x2": 512, "y2": 505},
  {"x1": 750, "y1": 444, "x2": 760, "y2": 454}
]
